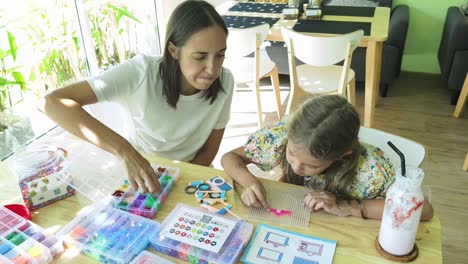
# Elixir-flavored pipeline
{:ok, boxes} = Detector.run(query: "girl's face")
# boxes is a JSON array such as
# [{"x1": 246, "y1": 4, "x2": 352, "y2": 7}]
[
  {"x1": 169, "y1": 25, "x2": 227, "y2": 96},
  {"x1": 286, "y1": 141, "x2": 335, "y2": 177}
]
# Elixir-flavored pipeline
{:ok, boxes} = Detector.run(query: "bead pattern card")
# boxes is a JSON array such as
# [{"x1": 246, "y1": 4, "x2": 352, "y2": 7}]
[
  {"x1": 158, "y1": 205, "x2": 237, "y2": 254},
  {"x1": 241, "y1": 224, "x2": 337, "y2": 264}
]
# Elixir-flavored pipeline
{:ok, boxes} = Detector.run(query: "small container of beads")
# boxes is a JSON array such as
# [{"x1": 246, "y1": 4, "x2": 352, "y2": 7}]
[
  {"x1": 0, "y1": 206, "x2": 64, "y2": 263},
  {"x1": 130, "y1": 250, "x2": 174, "y2": 264},
  {"x1": 14, "y1": 144, "x2": 75, "y2": 211},
  {"x1": 108, "y1": 165, "x2": 180, "y2": 218},
  {"x1": 57, "y1": 202, "x2": 160, "y2": 264},
  {"x1": 150, "y1": 204, "x2": 253, "y2": 264}
]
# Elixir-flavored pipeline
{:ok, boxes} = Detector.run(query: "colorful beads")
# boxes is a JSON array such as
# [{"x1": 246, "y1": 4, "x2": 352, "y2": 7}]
[
  {"x1": 15, "y1": 145, "x2": 75, "y2": 211},
  {"x1": 108, "y1": 165, "x2": 179, "y2": 218}
]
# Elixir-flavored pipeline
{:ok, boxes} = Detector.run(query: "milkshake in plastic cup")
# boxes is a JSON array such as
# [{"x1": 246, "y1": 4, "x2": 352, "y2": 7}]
[{"x1": 378, "y1": 166, "x2": 424, "y2": 256}]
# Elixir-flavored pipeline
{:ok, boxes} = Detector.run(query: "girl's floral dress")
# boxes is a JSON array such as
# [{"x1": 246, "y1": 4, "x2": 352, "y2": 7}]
[{"x1": 243, "y1": 118, "x2": 395, "y2": 199}]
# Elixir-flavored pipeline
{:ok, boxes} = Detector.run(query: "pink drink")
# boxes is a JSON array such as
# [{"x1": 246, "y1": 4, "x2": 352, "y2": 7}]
[{"x1": 378, "y1": 166, "x2": 424, "y2": 256}]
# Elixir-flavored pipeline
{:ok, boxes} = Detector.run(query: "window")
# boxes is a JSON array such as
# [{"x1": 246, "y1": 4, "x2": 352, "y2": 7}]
[{"x1": 0, "y1": 0, "x2": 161, "y2": 160}]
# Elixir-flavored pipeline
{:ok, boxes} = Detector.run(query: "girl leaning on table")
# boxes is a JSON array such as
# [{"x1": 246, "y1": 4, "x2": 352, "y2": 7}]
[
  {"x1": 221, "y1": 95, "x2": 434, "y2": 220},
  {"x1": 38, "y1": 1, "x2": 233, "y2": 194}
]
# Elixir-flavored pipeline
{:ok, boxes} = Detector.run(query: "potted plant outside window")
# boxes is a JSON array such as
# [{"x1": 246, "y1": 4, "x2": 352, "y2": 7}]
[{"x1": 0, "y1": 31, "x2": 34, "y2": 159}]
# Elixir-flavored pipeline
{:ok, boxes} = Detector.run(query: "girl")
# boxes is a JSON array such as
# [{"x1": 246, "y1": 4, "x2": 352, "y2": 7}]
[
  {"x1": 39, "y1": 1, "x2": 233, "y2": 194},
  {"x1": 221, "y1": 95, "x2": 433, "y2": 220}
]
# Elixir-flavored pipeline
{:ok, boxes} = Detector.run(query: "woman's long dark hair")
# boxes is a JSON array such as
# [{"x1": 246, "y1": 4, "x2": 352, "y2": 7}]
[
  {"x1": 159, "y1": 0, "x2": 228, "y2": 108},
  {"x1": 280, "y1": 95, "x2": 361, "y2": 198}
]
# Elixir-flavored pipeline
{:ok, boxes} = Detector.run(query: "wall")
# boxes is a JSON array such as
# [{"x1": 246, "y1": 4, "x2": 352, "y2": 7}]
[
  {"x1": 156, "y1": 0, "x2": 226, "y2": 51},
  {"x1": 394, "y1": 0, "x2": 466, "y2": 73}
]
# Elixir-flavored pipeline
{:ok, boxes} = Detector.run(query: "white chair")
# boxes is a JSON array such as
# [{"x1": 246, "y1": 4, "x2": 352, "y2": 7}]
[
  {"x1": 281, "y1": 27, "x2": 363, "y2": 114},
  {"x1": 359, "y1": 126, "x2": 425, "y2": 168},
  {"x1": 224, "y1": 23, "x2": 283, "y2": 128}
]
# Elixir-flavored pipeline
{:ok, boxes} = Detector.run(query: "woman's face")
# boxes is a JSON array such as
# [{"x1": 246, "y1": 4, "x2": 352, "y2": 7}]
[
  {"x1": 169, "y1": 25, "x2": 227, "y2": 95},
  {"x1": 286, "y1": 141, "x2": 335, "y2": 177}
]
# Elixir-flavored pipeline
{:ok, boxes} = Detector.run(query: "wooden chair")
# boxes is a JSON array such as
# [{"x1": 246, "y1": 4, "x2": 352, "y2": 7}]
[
  {"x1": 224, "y1": 23, "x2": 283, "y2": 128},
  {"x1": 281, "y1": 27, "x2": 363, "y2": 114},
  {"x1": 453, "y1": 73, "x2": 468, "y2": 118},
  {"x1": 452, "y1": 73, "x2": 468, "y2": 171}
]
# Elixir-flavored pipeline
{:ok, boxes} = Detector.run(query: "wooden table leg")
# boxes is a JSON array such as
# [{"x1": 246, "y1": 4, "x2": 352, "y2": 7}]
[
  {"x1": 364, "y1": 40, "x2": 383, "y2": 128},
  {"x1": 453, "y1": 73, "x2": 468, "y2": 118}
]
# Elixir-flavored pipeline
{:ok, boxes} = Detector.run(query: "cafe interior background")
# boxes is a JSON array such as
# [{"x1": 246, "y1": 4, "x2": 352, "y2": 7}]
[{"x1": 0, "y1": 0, "x2": 467, "y2": 263}]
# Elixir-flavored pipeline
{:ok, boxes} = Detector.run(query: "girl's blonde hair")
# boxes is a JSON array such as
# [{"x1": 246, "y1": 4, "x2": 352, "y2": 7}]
[{"x1": 280, "y1": 95, "x2": 361, "y2": 198}]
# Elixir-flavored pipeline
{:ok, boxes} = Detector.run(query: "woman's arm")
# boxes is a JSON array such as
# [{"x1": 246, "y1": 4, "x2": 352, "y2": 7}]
[
  {"x1": 221, "y1": 147, "x2": 269, "y2": 208},
  {"x1": 38, "y1": 81, "x2": 161, "y2": 193},
  {"x1": 191, "y1": 128, "x2": 225, "y2": 167}
]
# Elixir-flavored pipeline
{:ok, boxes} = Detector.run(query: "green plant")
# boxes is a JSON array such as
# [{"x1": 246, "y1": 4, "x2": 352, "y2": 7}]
[
  {"x1": 0, "y1": 31, "x2": 26, "y2": 113},
  {"x1": 89, "y1": 3, "x2": 142, "y2": 70},
  {"x1": 26, "y1": 1, "x2": 85, "y2": 92}
]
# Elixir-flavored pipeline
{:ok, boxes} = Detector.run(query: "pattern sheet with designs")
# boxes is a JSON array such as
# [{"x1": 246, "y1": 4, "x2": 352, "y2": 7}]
[{"x1": 242, "y1": 224, "x2": 336, "y2": 264}]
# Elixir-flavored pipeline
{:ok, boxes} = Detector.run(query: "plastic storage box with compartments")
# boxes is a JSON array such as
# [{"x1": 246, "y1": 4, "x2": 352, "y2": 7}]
[
  {"x1": 57, "y1": 202, "x2": 160, "y2": 264},
  {"x1": 150, "y1": 204, "x2": 253, "y2": 264},
  {"x1": 0, "y1": 206, "x2": 64, "y2": 264}
]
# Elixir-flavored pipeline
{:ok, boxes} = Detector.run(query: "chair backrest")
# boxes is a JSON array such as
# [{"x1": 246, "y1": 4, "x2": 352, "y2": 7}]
[
  {"x1": 281, "y1": 27, "x2": 363, "y2": 66},
  {"x1": 225, "y1": 23, "x2": 270, "y2": 58},
  {"x1": 358, "y1": 126, "x2": 425, "y2": 168}
]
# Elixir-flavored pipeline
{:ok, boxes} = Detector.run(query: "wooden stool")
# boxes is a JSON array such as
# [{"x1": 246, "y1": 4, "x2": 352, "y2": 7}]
[{"x1": 453, "y1": 73, "x2": 468, "y2": 118}]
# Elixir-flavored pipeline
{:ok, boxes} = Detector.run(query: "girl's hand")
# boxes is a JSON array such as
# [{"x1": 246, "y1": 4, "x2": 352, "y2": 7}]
[
  {"x1": 120, "y1": 148, "x2": 161, "y2": 194},
  {"x1": 303, "y1": 191, "x2": 352, "y2": 217},
  {"x1": 241, "y1": 180, "x2": 270, "y2": 208}
]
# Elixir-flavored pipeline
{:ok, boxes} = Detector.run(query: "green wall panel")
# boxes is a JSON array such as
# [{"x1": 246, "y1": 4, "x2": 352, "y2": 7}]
[{"x1": 393, "y1": 0, "x2": 466, "y2": 73}]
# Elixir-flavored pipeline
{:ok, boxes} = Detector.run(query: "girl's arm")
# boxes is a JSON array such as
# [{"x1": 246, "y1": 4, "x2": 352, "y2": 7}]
[
  {"x1": 191, "y1": 128, "x2": 225, "y2": 167},
  {"x1": 349, "y1": 199, "x2": 434, "y2": 221},
  {"x1": 221, "y1": 147, "x2": 269, "y2": 208},
  {"x1": 304, "y1": 191, "x2": 434, "y2": 220},
  {"x1": 38, "y1": 81, "x2": 161, "y2": 194}
]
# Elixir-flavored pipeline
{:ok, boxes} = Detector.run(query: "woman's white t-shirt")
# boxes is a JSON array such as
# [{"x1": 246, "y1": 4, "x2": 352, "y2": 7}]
[{"x1": 88, "y1": 54, "x2": 234, "y2": 162}]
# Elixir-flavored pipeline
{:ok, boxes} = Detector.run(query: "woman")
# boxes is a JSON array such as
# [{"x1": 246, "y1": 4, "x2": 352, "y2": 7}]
[{"x1": 39, "y1": 1, "x2": 234, "y2": 194}]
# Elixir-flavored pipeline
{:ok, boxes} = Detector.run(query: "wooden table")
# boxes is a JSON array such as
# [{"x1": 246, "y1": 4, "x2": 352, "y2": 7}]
[
  {"x1": 217, "y1": 1, "x2": 391, "y2": 127},
  {"x1": 0, "y1": 140, "x2": 442, "y2": 263}
]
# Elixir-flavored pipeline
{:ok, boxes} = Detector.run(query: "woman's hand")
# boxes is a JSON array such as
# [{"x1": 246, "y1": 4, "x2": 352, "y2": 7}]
[
  {"x1": 120, "y1": 148, "x2": 161, "y2": 194},
  {"x1": 303, "y1": 191, "x2": 352, "y2": 217},
  {"x1": 241, "y1": 179, "x2": 270, "y2": 208}
]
